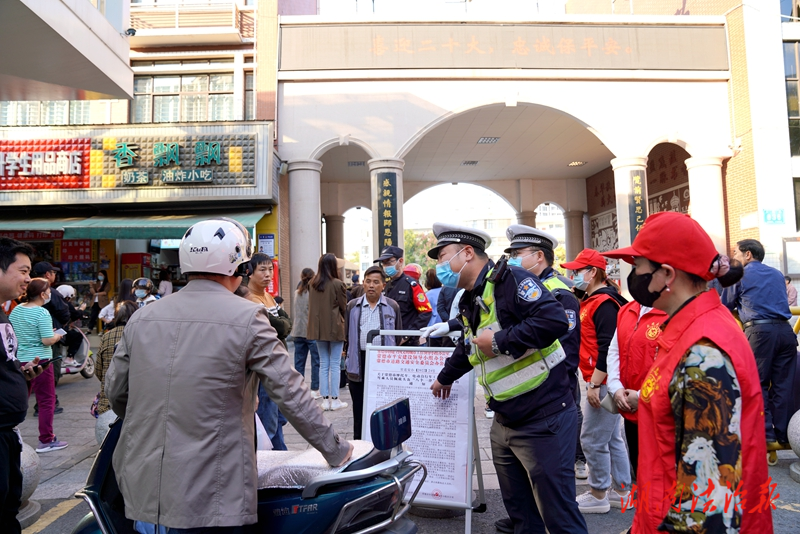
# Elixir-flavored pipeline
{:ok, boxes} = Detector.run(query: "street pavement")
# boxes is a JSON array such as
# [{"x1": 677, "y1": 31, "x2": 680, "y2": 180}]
[{"x1": 19, "y1": 336, "x2": 800, "y2": 533}]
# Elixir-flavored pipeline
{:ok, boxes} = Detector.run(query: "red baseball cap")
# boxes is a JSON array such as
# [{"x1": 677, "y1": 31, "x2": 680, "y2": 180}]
[
  {"x1": 561, "y1": 248, "x2": 607, "y2": 271},
  {"x1": 603, "y1": 212, "x2": 720, "y2": 281}
]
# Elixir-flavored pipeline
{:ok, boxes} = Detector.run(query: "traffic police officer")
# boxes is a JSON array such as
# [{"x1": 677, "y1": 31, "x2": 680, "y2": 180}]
[
  {"x1": 489, "y1": 225, "x2": 585, "y2": 533},
  {"x1": 427, "y1": 223, "x2": 587, "y2": 534},
  {"x1": 374, "y1": 246, "x2": 432, "y2": 344}
]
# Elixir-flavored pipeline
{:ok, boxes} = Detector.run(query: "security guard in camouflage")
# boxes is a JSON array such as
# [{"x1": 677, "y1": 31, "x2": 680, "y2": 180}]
[{"x1": 428, "y1": 223, "x2": 587, "y2": 534}]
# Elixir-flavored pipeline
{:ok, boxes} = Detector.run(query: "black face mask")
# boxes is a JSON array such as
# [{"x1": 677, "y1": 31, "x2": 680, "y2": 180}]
[{"x1": 627, "y1": 269, "x2": 665, "y2": 308}]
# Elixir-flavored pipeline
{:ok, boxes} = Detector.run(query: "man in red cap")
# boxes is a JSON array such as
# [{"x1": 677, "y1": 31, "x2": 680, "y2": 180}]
[
  {"x1": 604, "y1": 211, "x2": 771, "y2": 533},
  {"x1": 561, "y1": 249, "x2": 630, "y2": 514}
]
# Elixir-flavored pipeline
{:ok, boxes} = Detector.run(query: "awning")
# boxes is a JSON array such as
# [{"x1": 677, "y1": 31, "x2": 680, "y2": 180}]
[
  {"x1": 62, "y1": 210, "x2": 270, "y2": 240},
  {"x1": 0, "y1": 218, "x2": 86, "y2": 233}
]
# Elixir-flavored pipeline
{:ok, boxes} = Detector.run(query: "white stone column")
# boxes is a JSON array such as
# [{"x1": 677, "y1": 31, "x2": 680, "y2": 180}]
[
  {"x1": 685, "y1": 157, "x2": 726, "y2": 253},
  {"x1": 517, "y1": 210, "x2": 537, "y2": 227},
  {"x1": 611, "y1": 157, "x2": 648, "y2": 293},
  {"x1": 288, "y1": 159, "x2": 322, "y2": 298},
  {"x1": 369, "y1": 158, "x2": 404, "y2": 257},
  {"x1": 564, "y1": 210, "x2": 585, "y2": 265}
]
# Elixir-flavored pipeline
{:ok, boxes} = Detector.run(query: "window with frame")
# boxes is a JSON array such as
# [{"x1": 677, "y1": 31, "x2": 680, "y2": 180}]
[
  {"x1": 133, "y1": 74, "x2": 235, "y2": 123},
  {"x1": 785, "y1": 42, "x2": 800, "y2": 156},
  {"x1": 245, "y1": 72, "x2": 255, "y2": 120}
]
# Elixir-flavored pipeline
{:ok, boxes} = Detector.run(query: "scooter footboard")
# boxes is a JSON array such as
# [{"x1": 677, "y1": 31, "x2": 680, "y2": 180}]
[{"x1": 256, "y1": 460, "x2": 425, "y2": 534}]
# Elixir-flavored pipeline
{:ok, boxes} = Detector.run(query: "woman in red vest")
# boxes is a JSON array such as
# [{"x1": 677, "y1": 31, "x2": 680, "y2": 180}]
[
  {"x1": 604, "y1": 300, "x2": 668, "y2": 478},
  {"x1": 561, "y1": 248, "x2": 630, "y2": 514},
  {"x1": 605, "y1": 212, "x2": 772, "y2": 533}
]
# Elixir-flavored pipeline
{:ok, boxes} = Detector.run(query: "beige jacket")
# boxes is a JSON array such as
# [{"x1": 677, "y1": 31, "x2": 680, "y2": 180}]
[{"x1": 106, "y1": 279, "x2": 350, "y2": 528}]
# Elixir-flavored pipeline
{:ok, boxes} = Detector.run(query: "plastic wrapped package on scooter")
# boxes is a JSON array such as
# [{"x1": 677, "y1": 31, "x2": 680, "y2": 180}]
[{"x1": 257, "y1": 440, "x2": 375, "y2": 489}]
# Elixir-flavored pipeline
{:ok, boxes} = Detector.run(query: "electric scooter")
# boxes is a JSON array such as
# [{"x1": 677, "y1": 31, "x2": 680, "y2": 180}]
[
  {"x1": 55, "y1": 325, "x2": 95, "y2": 384},
  {"x1": 71, "y1": 397, "x2": 425, "y2": 534}
]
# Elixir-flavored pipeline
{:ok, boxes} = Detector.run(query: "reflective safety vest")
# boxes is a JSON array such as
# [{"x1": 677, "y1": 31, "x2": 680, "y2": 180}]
[
  {"x1": 541, "y1": 274, "x2": 570, "y2": 294},
  {"x1": 465, "y1": 272, "x2": 567, "y2": 402}
]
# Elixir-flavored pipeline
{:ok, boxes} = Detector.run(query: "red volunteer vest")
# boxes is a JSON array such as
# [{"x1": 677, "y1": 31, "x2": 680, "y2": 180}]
[
  {"x1": 578, "y1": 292, "x2": 620, "y2": 383},
  {"x1": 633, "y1": 291, "x2": 772, "y2": 534},
  {"x1": 616, "y1": 302, "x2": 667, "y2": 423}
]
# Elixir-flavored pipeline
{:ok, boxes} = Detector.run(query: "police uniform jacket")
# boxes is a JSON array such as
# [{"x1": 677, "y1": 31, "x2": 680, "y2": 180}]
[
  {"x1": 539, "y1": 266, "x2": 581, "y2": 392},
  {"x1": 384, "y1": 273, "x2": 432, "y2": 333},
  {"x1": 436, "y1": 261, "x2": 572, "y2": 427}
]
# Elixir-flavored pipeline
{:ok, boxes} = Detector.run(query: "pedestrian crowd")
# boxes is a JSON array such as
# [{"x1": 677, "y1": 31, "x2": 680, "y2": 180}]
[{"x1": 0, "y1": 209, "x2": 795, "y2": 533}]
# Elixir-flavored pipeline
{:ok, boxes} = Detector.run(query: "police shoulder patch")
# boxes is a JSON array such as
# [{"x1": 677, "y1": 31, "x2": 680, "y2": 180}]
[
  {"x1": 566, "y1": 309, "x2": 577, "y2": 331},
  {"x1": 517, "y1": 277, "x2": 542, "y2": 302}
]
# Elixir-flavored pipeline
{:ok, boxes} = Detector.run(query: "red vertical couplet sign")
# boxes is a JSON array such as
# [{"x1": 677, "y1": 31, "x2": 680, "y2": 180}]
[{"x1": 267, "y1": 259, "x2": 280, "y2": 296}]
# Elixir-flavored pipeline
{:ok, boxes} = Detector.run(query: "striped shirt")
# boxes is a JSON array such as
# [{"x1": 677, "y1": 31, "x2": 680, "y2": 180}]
[
  {"x1": 359, "y1": 299, "x2": 383, "y2": 351},
  {"x1": 8, "y1": 305, "x2": 54, "y2": 362}
]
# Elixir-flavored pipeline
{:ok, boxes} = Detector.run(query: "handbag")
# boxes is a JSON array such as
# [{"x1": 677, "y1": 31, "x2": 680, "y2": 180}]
[
  {"x1": 600, "y1": 391, "x2": 619, "y2": 414},
  {"x1": 90, "y1": 393, "x2": 101, "y2": 418}
]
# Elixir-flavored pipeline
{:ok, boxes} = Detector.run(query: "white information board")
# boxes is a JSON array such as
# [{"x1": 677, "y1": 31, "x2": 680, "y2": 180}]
[
  {"x1": 257, "y1": 233, "x2": 275, "y2": 257},
  {"x1": 363, "y1": 341, "x2": 475, "y2": 510}
]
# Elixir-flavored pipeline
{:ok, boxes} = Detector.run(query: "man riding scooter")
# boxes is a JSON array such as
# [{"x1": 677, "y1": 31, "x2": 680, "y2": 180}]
[
  {"x1": 105, "y1": 218, "x2": 353, "y2": 532},
  {"x1": 55, "y1": 285, "x2": 86, "y2": 367}
]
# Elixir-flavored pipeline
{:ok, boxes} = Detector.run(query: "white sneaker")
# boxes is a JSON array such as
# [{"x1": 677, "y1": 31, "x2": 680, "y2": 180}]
[
  {"x1": 485, "y1": 408, "x2": 494, "y2": 419},
  {"x1": 329, "y1": 398, "x2": 348, "y2": 411},
  {"x1": 311, "y1": 390, "x2": 322, "y2": 400},
  {"x1": 574, "y1": 460, "x2": 588, "y2": 480},
  {"x1": 321, "y1": 398, "x2": 331, "y2": 411},
  {"x1": 608, "y1": 488, "x2": 633, "y2": 509},
  {"x1": 576, "y1": 491, "x2": 610, "y2": 514}
]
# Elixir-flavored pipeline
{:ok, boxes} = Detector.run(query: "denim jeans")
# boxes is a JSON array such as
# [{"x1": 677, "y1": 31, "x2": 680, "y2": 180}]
[
  {"x1": 316, "y1": 340, "x2": 344, "y2": 398},
  {"x1": 580, "y1": 385, "x2": 631, "y2": 492},
  {"x1": 256, "y1": 384, "x2": 287, "y2": 451},
  {"x1": 293, "y1": 337, "x2": 320, "y2": 391}
]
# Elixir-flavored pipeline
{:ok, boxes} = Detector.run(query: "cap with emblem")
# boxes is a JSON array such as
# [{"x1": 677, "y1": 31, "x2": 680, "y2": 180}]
[
  {"x1": 561, "y1": 248, "x2": 607, "y2": 271},
  {"x1": 504, "y1": 224, "x2": 558, "y2": 253},
  {"x1": 373, "y1": 245, "x2": 404, "y2": 263},
  {"x1": 32, "y1": 261, "x2": 61, "y2": 276},
  {"x1": 427, "y1": 222, "x2": 492, "y2": 260}
]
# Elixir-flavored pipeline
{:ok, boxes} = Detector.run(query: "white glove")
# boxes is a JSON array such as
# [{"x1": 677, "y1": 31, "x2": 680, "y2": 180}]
[{"x1": 420, "y1": 322, "x2": 452, "y2": 341}]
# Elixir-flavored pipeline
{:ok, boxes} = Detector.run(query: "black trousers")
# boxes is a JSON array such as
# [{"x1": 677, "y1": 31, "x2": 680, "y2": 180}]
[
  {"x1": 746, "y1": 322, "x2": 798, "y2": 442},
  {"x1": 349, "y1": 380, "x2": 364, "y2": 440},
  {"x1": 0, "y1": 428, "x2": 22, "y2": 534},
  {"x1": 572, "y1": 377, "x2": 586, "y2": 463},
  {"x1": 88, "y1": 303, "x2": 101, "y2": 333},
  {"x1": 492, "y1": 405, "x2": 588, "y2": 534},
  {"x1": 64, "y1": 329, "x2": 82, "y2": 357},
  {"x1": 623, "y1": 418, "x2": 639, "y2": 480}
]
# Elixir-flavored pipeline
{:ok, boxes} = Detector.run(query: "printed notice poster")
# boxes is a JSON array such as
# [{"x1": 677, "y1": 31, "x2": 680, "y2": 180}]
[
  {"x1": 363, "y1": 346, "x2": 473, "y2": 509},
  {"x1": 257, "y1": 234, "x2": 275, "y2": 257}
]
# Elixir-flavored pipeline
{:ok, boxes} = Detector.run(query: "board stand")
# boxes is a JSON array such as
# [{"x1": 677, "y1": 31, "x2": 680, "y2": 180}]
[{"x1": 362, "y1": 330, "x2": 486, "y2": 534}]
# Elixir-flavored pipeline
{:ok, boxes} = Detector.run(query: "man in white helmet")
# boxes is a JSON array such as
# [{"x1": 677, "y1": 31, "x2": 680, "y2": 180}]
[{"x1": 106, "y1": 218, "x2": 353, "y2": 531}]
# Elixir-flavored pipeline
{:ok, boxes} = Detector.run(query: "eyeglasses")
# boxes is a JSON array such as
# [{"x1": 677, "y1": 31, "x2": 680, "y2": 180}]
[{"x1": 509, "y1": 248, "x2": 538, "y2": 259}]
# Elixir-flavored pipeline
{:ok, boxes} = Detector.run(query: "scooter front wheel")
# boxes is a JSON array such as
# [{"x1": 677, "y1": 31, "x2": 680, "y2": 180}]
[{"x1": 81, "y1": 355, "x2": 95, "y2": 379}]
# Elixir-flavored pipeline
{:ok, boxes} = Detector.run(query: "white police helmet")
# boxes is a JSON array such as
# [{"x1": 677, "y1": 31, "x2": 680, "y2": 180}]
[
  {"x1": 56, "y1": 285, "x2": 75, "y2": 300},
  {"x1": 179, "y1": 218, "x2": 253, "y2": 277}
]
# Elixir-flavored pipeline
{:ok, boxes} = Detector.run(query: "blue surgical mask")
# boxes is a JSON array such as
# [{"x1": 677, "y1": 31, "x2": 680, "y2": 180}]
[
  {"x1": 135, "y1": 289, "x2": 147, "y2": 299},
  {"x1": 508, "y1": 252, "x2": 540, "y2": 272},
  {"x1": 572, "y1": 270, "x2": 591, "y2": 291},
  {"x1": 384, "y1": 265, "x2": 398, "y2": 277},
  {"x1": 97, "y1": 275, "x2": 105, "y2": 281},
  {"x1": 436, "y1": 249, "x2": 466, "y2": 288}
]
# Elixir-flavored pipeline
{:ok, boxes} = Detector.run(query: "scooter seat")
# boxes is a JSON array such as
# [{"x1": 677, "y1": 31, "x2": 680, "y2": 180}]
[{"x1": 257, "y1": 440, "x2": 374, "y2": 489}]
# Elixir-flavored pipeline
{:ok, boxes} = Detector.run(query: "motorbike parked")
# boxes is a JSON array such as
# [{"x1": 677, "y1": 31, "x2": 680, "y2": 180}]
[{"x1": 71, "y1": 397, "x2": 425, "y2": 534}]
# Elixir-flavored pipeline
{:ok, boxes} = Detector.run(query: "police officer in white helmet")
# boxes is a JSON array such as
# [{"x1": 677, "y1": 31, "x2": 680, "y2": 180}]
[{"x1": 106, "y1": 217, "x2": 353, "y2": 531}]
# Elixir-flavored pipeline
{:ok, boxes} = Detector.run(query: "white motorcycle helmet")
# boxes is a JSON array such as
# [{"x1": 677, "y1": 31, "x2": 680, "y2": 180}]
[
  {"x1": 56, "y1": 284, "x2": 76, "y2": 300},
  {"x1": 179, "y1": 217, "x2": 253, "y2": 277}
]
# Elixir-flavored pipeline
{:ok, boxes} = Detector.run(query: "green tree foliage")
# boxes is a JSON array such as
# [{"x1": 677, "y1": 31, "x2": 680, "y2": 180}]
[{"x1": 403, "y1": 230, "x2": 438, "y2": 274}]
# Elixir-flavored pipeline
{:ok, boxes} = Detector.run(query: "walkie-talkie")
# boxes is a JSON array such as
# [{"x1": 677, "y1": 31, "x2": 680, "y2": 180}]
[{"x1": 487, "y1": 254, "x2": 509, "y2": 284}]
